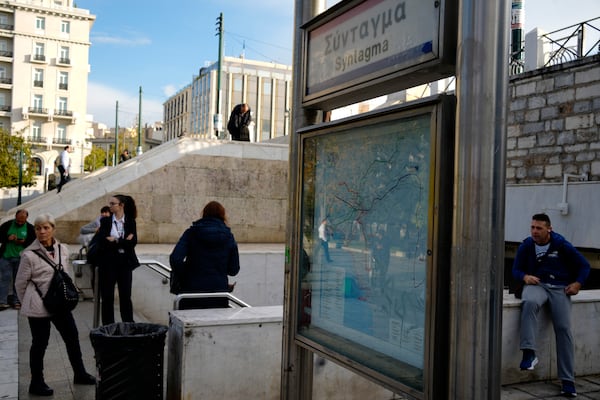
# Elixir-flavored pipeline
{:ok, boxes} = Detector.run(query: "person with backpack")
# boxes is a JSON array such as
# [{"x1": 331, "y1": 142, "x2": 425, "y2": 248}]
[
  {"x1": 512, "y1": 213, "x2": 590, "y2": 397},
  {"x1": 15, "y1": 213, "x2": 96, "y2": 396}
]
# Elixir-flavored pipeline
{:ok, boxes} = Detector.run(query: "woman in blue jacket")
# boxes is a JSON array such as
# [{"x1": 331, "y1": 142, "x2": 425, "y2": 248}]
[{"x1": 170, "y1": 201, "x2": 240, "y2": 309}]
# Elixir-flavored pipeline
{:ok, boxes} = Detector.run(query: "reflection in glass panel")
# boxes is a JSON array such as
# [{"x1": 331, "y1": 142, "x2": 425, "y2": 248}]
[{"x1": 298, "y1": 113, "x2": 431, "y2": 391}]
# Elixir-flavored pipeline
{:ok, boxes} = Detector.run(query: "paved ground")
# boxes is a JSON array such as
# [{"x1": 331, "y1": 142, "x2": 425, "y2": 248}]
[{"x1": 1, "y1": 243, "x2": 599, "y2": 400}]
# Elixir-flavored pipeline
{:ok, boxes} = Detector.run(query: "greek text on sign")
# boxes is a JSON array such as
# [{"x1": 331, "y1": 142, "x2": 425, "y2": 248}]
[{"x1": 306, "y1": 0, "x2": 440, "y2": 96}]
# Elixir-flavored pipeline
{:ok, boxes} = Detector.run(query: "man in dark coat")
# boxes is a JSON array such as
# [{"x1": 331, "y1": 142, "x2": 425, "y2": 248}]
[{"x1": 227, "y1": 103, "x2": 252, "y2": 141}]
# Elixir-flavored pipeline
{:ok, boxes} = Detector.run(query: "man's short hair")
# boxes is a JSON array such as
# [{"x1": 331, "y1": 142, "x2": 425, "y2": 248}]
[
  {"x1": 532, "y1": 213, "x2": 551, "y2": 226},
  {"x1": 100, "y1": 206, "x2": 111, "y2": 214}
]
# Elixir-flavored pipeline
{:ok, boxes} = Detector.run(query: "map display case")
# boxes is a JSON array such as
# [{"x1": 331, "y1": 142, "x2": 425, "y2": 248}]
[{"x1": 295, "y1": 96, "x2": 455, "y2": 396}]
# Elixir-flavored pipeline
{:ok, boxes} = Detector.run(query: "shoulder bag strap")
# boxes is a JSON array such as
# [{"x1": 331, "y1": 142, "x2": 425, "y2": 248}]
[{"x1": 31, "y1": 247, "x2": 63, "y2": 299}]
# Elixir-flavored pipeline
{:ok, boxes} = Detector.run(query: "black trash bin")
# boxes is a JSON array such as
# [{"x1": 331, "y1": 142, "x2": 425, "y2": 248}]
[{"x1": 90, "y1": 322, "x2": 168, "y2": 400}]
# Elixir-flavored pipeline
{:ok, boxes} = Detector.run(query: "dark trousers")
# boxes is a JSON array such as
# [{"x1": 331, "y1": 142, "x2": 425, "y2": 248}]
[
  {"x1": 99, "y1": 262, "x2": 133, "y2": 325},
  {"x1": 56, "y1": 165, "x2": 70, "y2": 192},
  {"x1": 28, "y1": 313, "x2": 86, "y2": 382}
]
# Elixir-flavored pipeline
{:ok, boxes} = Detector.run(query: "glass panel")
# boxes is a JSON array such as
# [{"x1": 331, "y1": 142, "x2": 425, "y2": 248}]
[{"x1": 298, "y1": 113, "x2": 432, "y2": 391}]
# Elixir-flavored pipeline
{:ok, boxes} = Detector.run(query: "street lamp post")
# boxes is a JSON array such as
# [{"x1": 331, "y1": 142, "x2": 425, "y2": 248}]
[{"x1": 17, "y1": 146, "x2": 23, "y2": 205}]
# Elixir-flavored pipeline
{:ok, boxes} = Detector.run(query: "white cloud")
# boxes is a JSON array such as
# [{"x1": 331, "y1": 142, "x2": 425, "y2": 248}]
[
  {"x1": 91, "y1": 31, "x2": 151, "y2": 46},
  {"x1": 87, "y1": 82, "x2": 163, "y2": 127},
  {"x1": 162, "y1": 84, "x2": 178, "y2": 97}
]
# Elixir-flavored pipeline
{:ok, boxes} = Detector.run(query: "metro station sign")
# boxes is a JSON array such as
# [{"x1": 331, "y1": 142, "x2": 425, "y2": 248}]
[{"x1": 302, "y1": 0, "x2": 457, "y2": 109}]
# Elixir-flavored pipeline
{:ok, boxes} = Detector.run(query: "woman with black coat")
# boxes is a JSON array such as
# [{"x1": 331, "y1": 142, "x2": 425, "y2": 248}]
[
  {"x1": 96, "y1": 194, "x2": 140, "y2": 325},
  {"x1": 170, "y1": 201, "x2": 240, "y2": 309}
]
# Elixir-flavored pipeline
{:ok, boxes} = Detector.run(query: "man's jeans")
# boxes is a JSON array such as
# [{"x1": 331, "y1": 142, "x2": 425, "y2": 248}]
[{"x1": 0, "y1": 257, "x2": 21, "y2": 305}]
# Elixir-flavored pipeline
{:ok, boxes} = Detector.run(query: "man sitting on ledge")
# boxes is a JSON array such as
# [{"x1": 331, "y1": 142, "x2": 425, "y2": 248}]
[{"x1": 512, "y1": 213, "x2": 590, "y2": 398}]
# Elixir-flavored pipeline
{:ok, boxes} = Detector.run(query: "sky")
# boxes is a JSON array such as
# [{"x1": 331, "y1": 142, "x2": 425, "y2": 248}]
[{"x1": 76, "y1": 0, "x2": 600, "y2": 127}]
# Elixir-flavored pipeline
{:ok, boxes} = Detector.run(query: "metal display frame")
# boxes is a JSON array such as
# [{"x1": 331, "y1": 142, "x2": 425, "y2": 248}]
[{"x1": 290, "y1": 95, "x2": 455, "y2": 398}]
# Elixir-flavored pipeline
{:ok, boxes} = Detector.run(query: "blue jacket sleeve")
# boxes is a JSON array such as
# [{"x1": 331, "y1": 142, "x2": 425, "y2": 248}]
[
  {"x1": 170, "y1": 229, "x2": 190, "y2": 274},
  {"x1": 512, "y1": 240, "x2": 530, "y2": 282},
  {"x1": 562, "y1": 241, "x2": 591, "y2": 284}
]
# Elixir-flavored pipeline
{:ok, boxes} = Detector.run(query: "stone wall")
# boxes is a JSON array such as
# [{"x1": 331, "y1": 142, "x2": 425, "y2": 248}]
[
  {"x1": 6, "y1": 139, "x2": 289, "y2": 244},
  {"x1": 507, "y1": 54, "x2": 600, "y2": 183}
]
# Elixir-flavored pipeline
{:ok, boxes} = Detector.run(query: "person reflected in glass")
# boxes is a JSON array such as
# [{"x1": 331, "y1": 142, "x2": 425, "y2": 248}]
[
  {"x1": 15, "y1": 213, "x2": 96, "y2": 396},
  {"x1": 170, "y1": 201, "x2": 240, "y2": 309},
  {"x1": 318, "y1": 218, "x2": 333, "y2": 263},
  {"x1": 371, "y1": 226, "x2": 391, "y2": 290},
  {"x1": 96, "y1": 194, "x2": 140, "y2": 325}
]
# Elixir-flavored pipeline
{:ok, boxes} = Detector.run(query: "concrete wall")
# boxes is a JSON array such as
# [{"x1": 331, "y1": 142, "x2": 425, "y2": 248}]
[
  {"x1": 505, "y1": 55, "x2": 600, "y2": 251},
  {"x1": 502, "y1": 290, "x2": 600, "y2": 385},
  {"x1": 130, "y1": 245, "x2": 285, "y2": 326},
  {"x1": 2, "y1": 138, "x2": 289, "y2": 244}
]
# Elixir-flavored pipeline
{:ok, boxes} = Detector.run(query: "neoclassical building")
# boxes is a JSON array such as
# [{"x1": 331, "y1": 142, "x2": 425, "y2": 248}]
[
  {"x1": 1, "y1": 0, "x2": 94, "y2": 184},
  {"x1": 164, "y1": 56, "x2": 292, "y2": 142}
]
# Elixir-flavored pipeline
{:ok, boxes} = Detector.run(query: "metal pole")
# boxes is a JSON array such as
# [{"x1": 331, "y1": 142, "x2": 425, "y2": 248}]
[
  {"x1": 17, "y1": 146, "x2": 22, "y2": 205},
  {"x1": 215, "y1": 12, "x2": 224, "y2": 138},
  {"x1": 137, "y1": 86, "x2": 143, "y2": 156},
  {"x1": 449, "y1": 0, "x2": 509, "y2": 399},
  {"x1": 114, "y1": 101, "x2": 119, "y2": 166},
  {"x1": 281, "y1": 1, "x2": 325, "y2": 399}
]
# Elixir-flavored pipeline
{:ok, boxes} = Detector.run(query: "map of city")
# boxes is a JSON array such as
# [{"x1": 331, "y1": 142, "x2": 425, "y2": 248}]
[{"x1": 299, "y1": 111, "x2": 434, "y2": 388}]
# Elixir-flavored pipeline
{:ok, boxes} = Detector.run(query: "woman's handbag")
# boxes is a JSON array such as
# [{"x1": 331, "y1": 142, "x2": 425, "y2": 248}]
[{"x1": 32, "y1": 248, "x2": 79, "y2": 314}]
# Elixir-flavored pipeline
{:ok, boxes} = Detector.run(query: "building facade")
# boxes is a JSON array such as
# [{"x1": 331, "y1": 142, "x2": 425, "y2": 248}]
[
  {"x1": 1, "y1": 0, "x2": 94, "y2": 183},
  {"x1": 163, "y1": 57, "x2": 292, "y2": 142}
]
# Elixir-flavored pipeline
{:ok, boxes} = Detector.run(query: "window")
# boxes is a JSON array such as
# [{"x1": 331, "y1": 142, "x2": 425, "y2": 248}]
[
  {"x1": 35, "y1": 17, "x2": 45, "y2": 31},
  {"x1": 34, "y1": 68, "x2": 44, "y2": 87},
  {"x1": 33, "y1": 95, "x2": 43, "y2": 111},
  {"x1": 34, "y1": 43, "x2": 45, "y2": 62},
  {"x1": 0, "y1": 92, "x2": 6, "y2": 106},
  {"x1": 32, "y1": 122, "x2": 41, "y2": 138},
  {"x1": 57, "y1": 97, "x2": 68, "y2": 114},
  {"x1": 0, "y1": 66, "x2": 6, "y2": 79},
  {"x1": 59, "y1": 71, "x2": 68, "y2": 90},
  {"x1": 61, "y1": 20, "x2": 70, "y2": 34},
  {"x1": 56, "y1": 124, "x2": 66, "y2": 140},
  {"x1": 59, "y1": 46, "x2": 70, "y2": 64},
  {"x1": 0, "y1": 40, "x2": 8, "y2": 57}
]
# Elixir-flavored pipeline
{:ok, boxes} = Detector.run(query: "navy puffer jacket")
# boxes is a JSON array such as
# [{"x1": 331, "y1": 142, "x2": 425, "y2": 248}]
[{"x1": 169, "y1": 217, "x2": 240, "y2": 293}]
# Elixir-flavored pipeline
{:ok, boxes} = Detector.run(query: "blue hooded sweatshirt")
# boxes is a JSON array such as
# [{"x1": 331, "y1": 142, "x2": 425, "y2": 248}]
[{"x1": 512, "y1": 231, "x2": 590, "y2": 286}]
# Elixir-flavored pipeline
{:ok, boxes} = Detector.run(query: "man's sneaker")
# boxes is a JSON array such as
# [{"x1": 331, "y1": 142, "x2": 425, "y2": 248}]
[
  {"x1": 519, "y1": 351, "x2": 538, "y2": 370},
  {"x1": 561, "y1": 380, "x2": 577, "y2": 397}
]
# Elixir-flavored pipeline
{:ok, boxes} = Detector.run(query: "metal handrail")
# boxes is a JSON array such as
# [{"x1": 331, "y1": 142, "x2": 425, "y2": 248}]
[
  {"x1": 137, "y1": 258, "x2": 171, "y2": 282},
  {"x1": 173, "y1": 292, "x2": 251, "y2": 310}
]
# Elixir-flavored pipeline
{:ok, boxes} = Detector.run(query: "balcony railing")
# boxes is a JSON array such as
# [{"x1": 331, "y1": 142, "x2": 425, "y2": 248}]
[
  {"x1": 59, "y1": 82, "x2": 68, "y2": 90},
  {"x1": 27, "y1": 135, "x2": 46, "y2": 144},
  {"x1": 543, "y1": 17, "x2": 600, "y2": 67},
  {"x1": 28, "y1": 107, "x2": 48, "y2": 115},
  {"x1": 0, "y1": 23, "x2": 14, "y2": 30},
  {"x1": 0, "y1": 77, "x2": 12, "y2": 85},
  {"x1": 32, "y1": 54, "x2": 46, "y2": 62},
  {"x1": 53, "y1": 137, "x2": 71, "y2": 145},
  {"x1": 0, "y1": 50, "x2": 12, "y2": 58},
  {"x1": 54, "y1": 109, "x2": 73, "y2": 117},
  {"x1": 33, "y1": 80, "x2": 43, "y2": 87},
  {"x1": 57, "y1": 57, "x2": 70, "y2": 65},
  {"x1": 0, "y1": 105, "x2": 10, "y2": 112}
]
